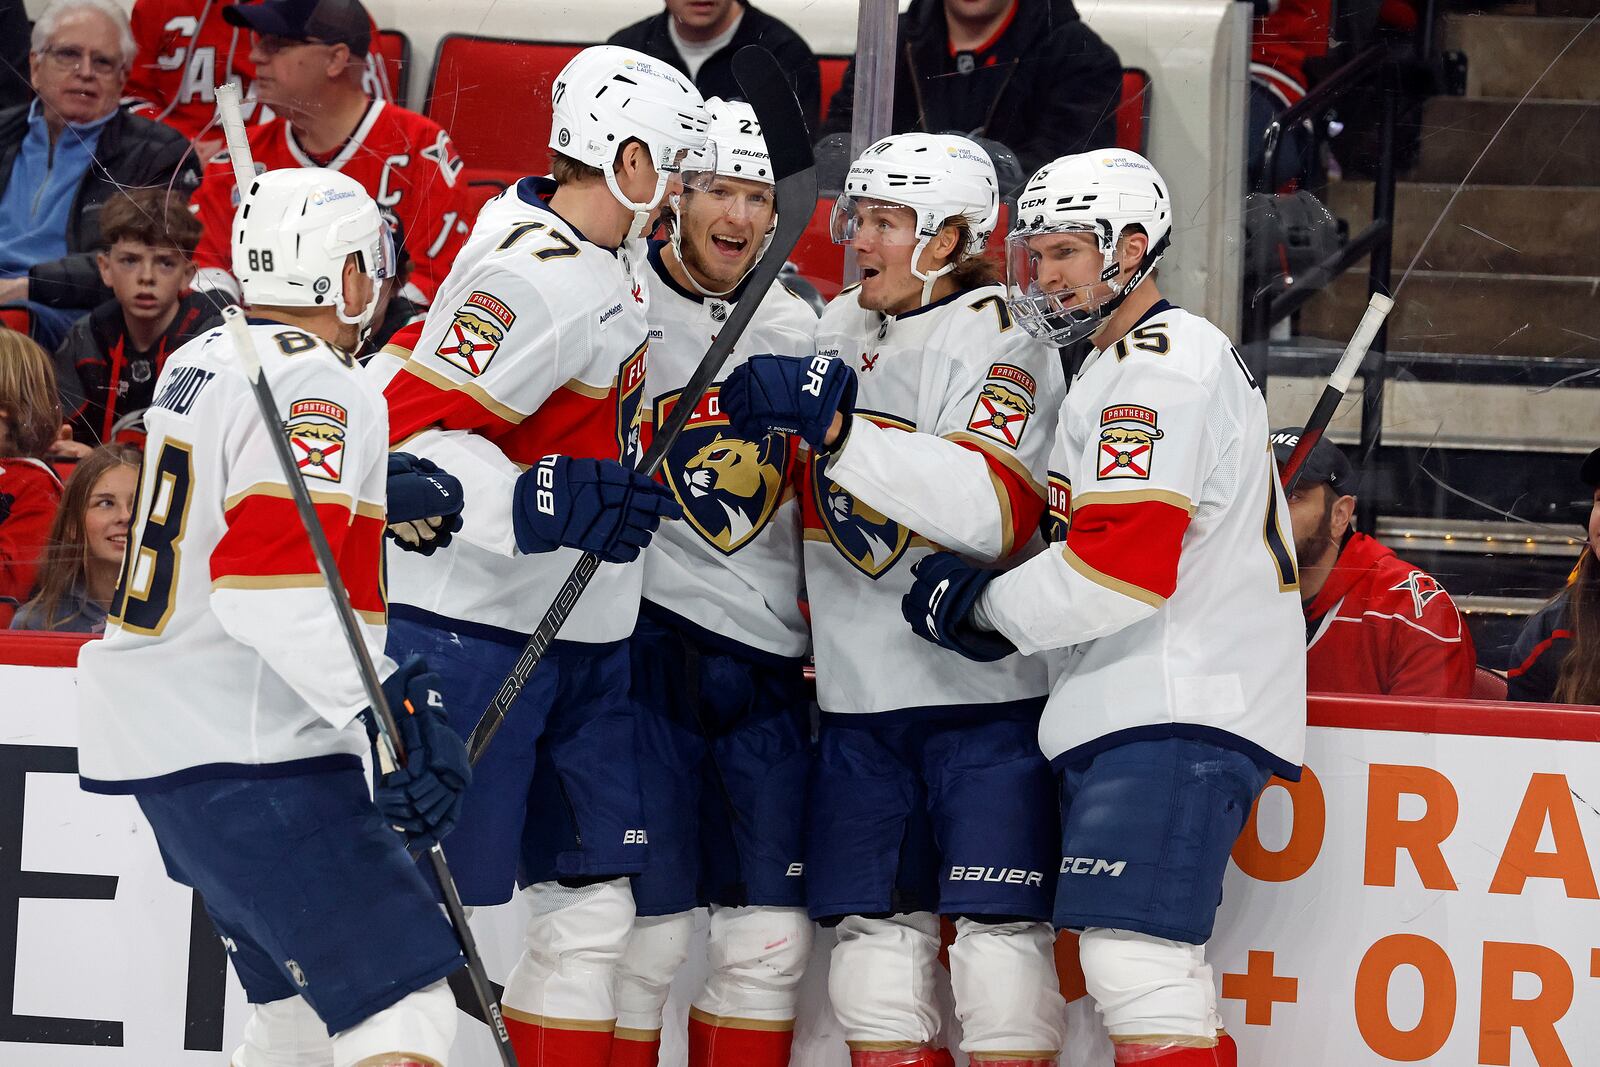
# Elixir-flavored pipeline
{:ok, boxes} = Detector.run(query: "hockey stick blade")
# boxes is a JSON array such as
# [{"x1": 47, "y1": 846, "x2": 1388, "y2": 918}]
[
  {"x1": 465, "y1": 46, "x2": 817, "y2": 765},
  {"x1": 1279, "y1": 291, "x2": 1393, "y2": 495}
]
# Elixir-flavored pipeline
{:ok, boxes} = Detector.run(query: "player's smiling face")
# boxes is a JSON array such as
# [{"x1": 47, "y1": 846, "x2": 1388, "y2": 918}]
[
  {"x1": 847, "y1": 201, "x2": 926, "y2": 313},
  {"x1": 679, "y1": 175, "x2": 774, "y2": 292}
]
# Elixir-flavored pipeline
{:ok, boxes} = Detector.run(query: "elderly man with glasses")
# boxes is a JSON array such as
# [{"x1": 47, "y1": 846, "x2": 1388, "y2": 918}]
[{"x1": 0, "y1": 0, "x2": 198, "y2": 349}]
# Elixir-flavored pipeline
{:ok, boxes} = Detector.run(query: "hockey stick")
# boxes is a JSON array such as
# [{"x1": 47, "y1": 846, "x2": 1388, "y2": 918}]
[
  {"x1": 464, "y1": 46, "x2": 818, "y2": 765},
  {"x1": 1279, "y1": 291, "x2": 1394, "y2": 496},
  {"x1": 215, "y1": 90, "x2": 517, "y2": 1067}
]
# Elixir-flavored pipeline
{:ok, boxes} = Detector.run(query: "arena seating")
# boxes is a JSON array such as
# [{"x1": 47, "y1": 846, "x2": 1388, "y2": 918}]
[{"x1": 373, "y1": 30, "x2": 412, "y2": 108}]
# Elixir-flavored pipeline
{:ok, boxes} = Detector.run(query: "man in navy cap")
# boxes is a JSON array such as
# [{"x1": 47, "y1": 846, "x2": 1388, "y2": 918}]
[{"x1": 1273, "y1": 427, "x2": 1478, "y2": 698}]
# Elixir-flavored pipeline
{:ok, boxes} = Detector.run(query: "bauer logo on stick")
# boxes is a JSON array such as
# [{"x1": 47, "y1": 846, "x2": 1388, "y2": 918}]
[
  {"x1": 1097, "y1": 404, "x2": 1163, "y2": 480},
  {"x1": 436, "y1": 291, "x2": 516, "y2": 377},
  {"x1": 285, "y1": 398, "x2": 348, "y2": 482}
]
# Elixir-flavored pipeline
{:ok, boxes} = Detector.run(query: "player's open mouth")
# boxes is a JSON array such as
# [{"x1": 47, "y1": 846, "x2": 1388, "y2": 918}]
[
  {"x1": 861, "y1": 267, "x2": 880, "y2": 281},
  {"x1": 710, "y1": 235, "x2": 747, "y2": 256}
]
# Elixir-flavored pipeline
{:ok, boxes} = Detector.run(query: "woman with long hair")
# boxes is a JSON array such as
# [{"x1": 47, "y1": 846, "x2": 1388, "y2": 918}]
[
  {"x1": 1508, "y1": 447, "x2": 1600, "y2": 705},
  {"x1": 0, "y1": 331, "x2": 68, "y2": 626},
  {"x1": 11, "y1": 445, "x2": 139, "y2": 633}
]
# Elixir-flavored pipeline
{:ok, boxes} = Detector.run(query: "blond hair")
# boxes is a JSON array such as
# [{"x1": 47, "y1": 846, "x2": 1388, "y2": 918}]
[{"x1": 0, "y1": 331, "x2": 63, "y2": 458}]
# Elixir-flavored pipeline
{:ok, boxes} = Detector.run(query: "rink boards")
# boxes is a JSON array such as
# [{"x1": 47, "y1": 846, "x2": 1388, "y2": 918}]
[{"x1": 1, "y1": 636, "x2": 1596, "y2": 1066}]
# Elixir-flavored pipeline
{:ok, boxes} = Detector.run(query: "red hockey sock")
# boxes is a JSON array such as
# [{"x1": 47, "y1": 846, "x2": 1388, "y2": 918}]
[
  {"x1": 1112, "y1": 1032, "x2": 1239, "y2": 1065},
  {"x1": 609, "y1": 1028, "x2": 662, "y2": 1067},
  {"x1": 502, "y1": 1009, "x2": 615, "y2": 1067},
  {"x1": 848, "y1": 1047, "x2": 954, "y2": 1067},
  {"x1": 687, "y1": 1008, "x2": 795, "y2": 1067}
]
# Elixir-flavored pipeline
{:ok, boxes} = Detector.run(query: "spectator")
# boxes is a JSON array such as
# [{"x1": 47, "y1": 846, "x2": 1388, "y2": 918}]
[
  {"x1": 0, "y1": 331, "x2": 69, "y2": 627},
  {"x1": 1274, "y1": 428, "x2": 1477, "y2": 698},
  {"x1": 55, "y1": 188, "x2": 222, "y2": 448},
  {"x1": 1507, "y1": 447, "x2": 1600, "y2": 705},
  {"x1": 608, "y1": 0, "x2": 821, "y2": 134},
  {"x1": 817, "y1": 0, "x2": 1122, "y2": 184},
  {"x1": 122, "y1": 0, "x2": 393, "y2": 161},
  {"x1": 189, "y1": 0, "x2": 468, "y2": 306},
  {"x1": 1248, "y1": 0, "x2": 1328, "y2": 190},
  {"x1": 11, "y1": 444, "x2": 137, "y2": 633},
  {"x1": 0, "y1": 0, "x2": 198, "y2": 348}
]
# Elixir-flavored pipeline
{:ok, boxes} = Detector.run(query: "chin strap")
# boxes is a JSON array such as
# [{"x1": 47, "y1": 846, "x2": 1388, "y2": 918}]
[
  {"x1": 607, "y1": 165, "x2": 673, "y2": 242},
  {"x1": 909, "y1": 234, "x2": 957, "y2": 306}
]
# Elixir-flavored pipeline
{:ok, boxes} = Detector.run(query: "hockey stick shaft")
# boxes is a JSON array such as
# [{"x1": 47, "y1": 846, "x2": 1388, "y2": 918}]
[
  {"x1": 1279, "y1": 291, "x2": 1394, "y2": 496},
  {"x1": 213, "y1": 85, "x2": 516, "y2": 1063},
  {"x1": 465, "y1": 46, "x2": 817, "y2": 765}
]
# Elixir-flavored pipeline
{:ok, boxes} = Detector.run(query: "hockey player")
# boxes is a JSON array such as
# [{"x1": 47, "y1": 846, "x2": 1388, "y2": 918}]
[
  {"x1": 721, "y1": 133, "x2": 1068, "y2": 1067},
  {"x1": 75, "y1": 168, "x2": 472, "y2": 1067},
  {"x1": 189, "y1": 0, "x2": 467, "y2": 304},
  {"x1": 610, "y1": 98, "x2": 817, "y2": 1067},
  {"x1": 903, "y1": 150, "x2": 1308, "y2": 1066},
  {"x1": 367, "y1": 45, "x2": 709, "y2": 1066}
]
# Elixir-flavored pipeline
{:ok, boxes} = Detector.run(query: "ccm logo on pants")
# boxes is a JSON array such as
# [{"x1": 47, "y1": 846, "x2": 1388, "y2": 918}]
[
  {"x1": 1060, "y1": 857, "x2": 1127, "y2": 877},
  {"x1": 948, "y1": 866, "x2": 1045, "y2": 887}
]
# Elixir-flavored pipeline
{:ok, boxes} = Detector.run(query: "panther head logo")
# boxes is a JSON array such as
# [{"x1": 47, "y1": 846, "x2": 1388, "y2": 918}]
[
  {"x1": 667, "y1": 421, "x2": 788, "y2": 555},
  {"x1": 815, "y1": 457, "x2": 910, "y2": 578}
]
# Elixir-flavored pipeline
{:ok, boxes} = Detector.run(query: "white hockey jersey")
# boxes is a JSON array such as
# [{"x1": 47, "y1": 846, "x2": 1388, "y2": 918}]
[
  {"x1": 807, "y1": 284, "x2": 1059, "y2": 716},
  {"x1": 978, "y1": 301, "x2": 1307, "y2": 776},
  {"x1": 370, "y1": 178, "x2": 652, "y2": 643},
  {"x1": 639, "y1": 242, "x2": 817, "y2": 659},
  {"x1": 78, "y1": 322, "x2": 390, "y2": 792}
]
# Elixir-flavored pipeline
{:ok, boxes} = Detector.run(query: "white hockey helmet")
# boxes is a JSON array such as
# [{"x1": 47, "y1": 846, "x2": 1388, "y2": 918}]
[
  {"x1": 671, "y1": 98, "x2": 776, "y2": 297},
  {"x1": 549, "y1": 45, "x2": 713, "y2": 239},
  {"x1": 232, "y1": 168, "x2": 388, "y2": 336},
  {"x1": 1005, "y1": 149, "x2": 1173, "y2": 346},
  {"x1": 830, "y1": 133, "x2": 1000, "y2": 303}
]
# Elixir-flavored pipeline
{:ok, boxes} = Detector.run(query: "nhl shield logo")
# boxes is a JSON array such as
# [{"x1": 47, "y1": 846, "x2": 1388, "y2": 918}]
[
  {"x1": 436, "y1": 291, "x2": 515, "y2": 377},
  {"x1": 811, "y1": 418, "x2": 912, "y2": 577},
  {"x1": 658, "y1": 387, "x2": 789, "y2": 555},
  {"x1": 285, "y1": 398, "x2": 347, "y2": 482}
]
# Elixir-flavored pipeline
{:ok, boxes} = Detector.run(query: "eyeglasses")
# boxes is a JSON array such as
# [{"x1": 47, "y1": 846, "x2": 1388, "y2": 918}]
[
  {"x1": 39, "y1": 45, "x2": 123, "y2": 77},
  {"x1": 251, "y1": 33, "x2": 332, "y2": 57}
]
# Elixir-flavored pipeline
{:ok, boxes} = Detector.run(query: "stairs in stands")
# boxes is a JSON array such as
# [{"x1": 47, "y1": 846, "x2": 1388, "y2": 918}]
[{"x1": 1277, "y1": 5, "x2": 1599, "y2": 663}]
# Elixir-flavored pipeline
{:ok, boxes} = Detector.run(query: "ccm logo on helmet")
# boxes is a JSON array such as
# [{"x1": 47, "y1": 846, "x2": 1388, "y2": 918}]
[
  {"x1": 948, "y1": 866, "x2": 1045, "y2": 887},
  {"x1": 1061, "y1": 856, "x2": 1127, "y2": 877}
]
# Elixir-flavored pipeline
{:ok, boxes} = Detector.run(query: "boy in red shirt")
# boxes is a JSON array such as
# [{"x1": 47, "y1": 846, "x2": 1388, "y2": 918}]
[{"x1": 1274, "y1": 428, "x2": 1477, "y2": 697}]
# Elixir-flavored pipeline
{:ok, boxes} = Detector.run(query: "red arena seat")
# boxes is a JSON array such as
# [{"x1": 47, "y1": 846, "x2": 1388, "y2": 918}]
[
  {"x1": 373, "y1": 29, "x2": 412, "y2": 108},
  {"x1": 1117, "y1": 68, "x2": 1152, "y2": 154}
]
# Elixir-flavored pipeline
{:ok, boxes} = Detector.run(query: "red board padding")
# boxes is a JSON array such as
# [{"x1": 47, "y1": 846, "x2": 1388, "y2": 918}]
[
  {"x1": 0, "y1": 630, "x2": 95, "y2": 667},
  {"x1": 1307, "y1": 692, "x2": 1600, "y2": 743}
]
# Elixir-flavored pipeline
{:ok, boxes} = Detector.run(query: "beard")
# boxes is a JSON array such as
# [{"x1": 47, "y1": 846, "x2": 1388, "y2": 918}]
[
  {"x1": 680, "y1": 230, "x2": 753, "y2": 294},
  {"x1": 1294, "y1": 494, "x2": 1339, "y2": 572}
]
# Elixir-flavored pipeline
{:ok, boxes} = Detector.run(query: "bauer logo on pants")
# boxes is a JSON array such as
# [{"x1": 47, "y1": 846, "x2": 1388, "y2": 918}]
[
  {"x1": 435, "y1": 291, "x2": 515, "y2": 377},
  {"x1": 1098, "y1": 404, "x2": 1164, "y2": 480},
  {"x1": 285, "y1": 398, "x2": 348, "y2": 482}
]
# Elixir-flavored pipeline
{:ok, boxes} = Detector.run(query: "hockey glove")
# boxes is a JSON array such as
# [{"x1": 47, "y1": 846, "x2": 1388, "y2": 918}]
[
  {"x1": 901, "y1": 551, "x2": 1019, "y2": 663},
  {"x1": 512, "y1": 455, "x2": 682, "y2": 563},
  {"x1": 720, "y1": 353, "x2": 857, "y2": 451},
  {"x1": 385, "y1": 452, "x2": 464, "y2": 555},
  {"x1": 364, "y1": 656, "x2": 472, "y2": 851}
]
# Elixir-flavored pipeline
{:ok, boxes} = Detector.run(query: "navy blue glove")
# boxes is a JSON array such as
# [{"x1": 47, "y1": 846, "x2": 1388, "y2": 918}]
[
  {"x1": 512, "y1": 454, "x2": 682, "y2": 563},
  {"x1": 901, "y1": 551, "x2": 1019, "y2": 662},
  {"x1": 386, "y1": 452, "x2": 464, "y2": 556},
  {"x1": 364, "y1": 656, "x2": 472, "y2": 850},
  {"x1": 720, "y1": 353, "x2": 858, "y2": 450}
]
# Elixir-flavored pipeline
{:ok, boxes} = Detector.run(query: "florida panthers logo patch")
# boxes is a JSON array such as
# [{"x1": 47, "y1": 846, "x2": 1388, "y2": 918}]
[
  {"x1": 618, "y1": 341, "x2": 648, "y2": 463},
  {"x1": 658, "y1": 387, "x2": 789, "y2": 555},
  {"x1": 1097, "y1": 404, "x2": 1163, "y2": 480},
  {"x1": 812, "y1": 415, "x2": 912, "y2": 578},
  {"x1": 967, "y1": 364, "x2": 1037, "y2": 448},
  {"x1": 285, "y1": 398, "x2": 347, "y2": 482},
  {"x1": 436, "y1": 291, "x2": 514, "y2": 377}
]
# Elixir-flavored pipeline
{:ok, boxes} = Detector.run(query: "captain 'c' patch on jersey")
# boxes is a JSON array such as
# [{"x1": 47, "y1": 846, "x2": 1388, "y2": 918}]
[
  {"x1": 435, "y1": 291, "x2": 515, "y2": 377},
  {"x1": 812, "y1": 414, "x2": 913, "y2": 578},
  {"x1": 1097, "y1": 404, "x2": 1163, "y2": 481},
  {"x1": 966, "y1": 363, "x2": 1037, "y2": 448},
  {"x1": 285, "y1": 398, "x2": 348, "y2": 482},
  {"x1": 657, "y1": 386, "x2": 790, "y2": 555}
]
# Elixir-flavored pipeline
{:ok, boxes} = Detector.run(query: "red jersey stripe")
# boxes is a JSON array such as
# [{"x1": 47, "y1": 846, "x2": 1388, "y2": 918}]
[
  {"x1": 211, "y1": 493, "x2": 386, "y2": 615},
  {"x1": 952, "y1": 438, "x2": 1045, "y2": 558},
  {"x1": 1066, "y1": 496, "x2": 1191, "y2": 603}
]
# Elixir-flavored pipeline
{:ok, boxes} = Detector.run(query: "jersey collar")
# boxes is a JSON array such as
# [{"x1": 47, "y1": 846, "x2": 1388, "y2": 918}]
[
  {"x1": 891, "y1": 284, "x2": 981, "y2": 323},
  {"x1": 1077, "y1": 298, "x2": 1179, "y2": 378},
  {"x1": 514, "y1": 176, "x2": 613, "y2": 251}
]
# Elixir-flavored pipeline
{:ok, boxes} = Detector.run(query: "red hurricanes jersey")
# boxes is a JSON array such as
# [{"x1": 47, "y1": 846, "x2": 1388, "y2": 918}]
[
  {"x1": 1304, "y1": 531, "x2": 1477, "y2": 698},
  {"x1": 1251, "y1": 0, "x2": 1331, "y2": 105},
  {"x1": 191, "y1": 100, "x2": 469, "y2": 303},
  {"x1": 123, "y1": 0, "x2": 392, "y2": 142}
]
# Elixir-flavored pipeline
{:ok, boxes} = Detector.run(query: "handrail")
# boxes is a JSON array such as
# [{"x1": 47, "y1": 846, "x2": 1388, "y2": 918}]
[{"x1": 1255, "y1": 43, "x2": 1387, "y2": 198}]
